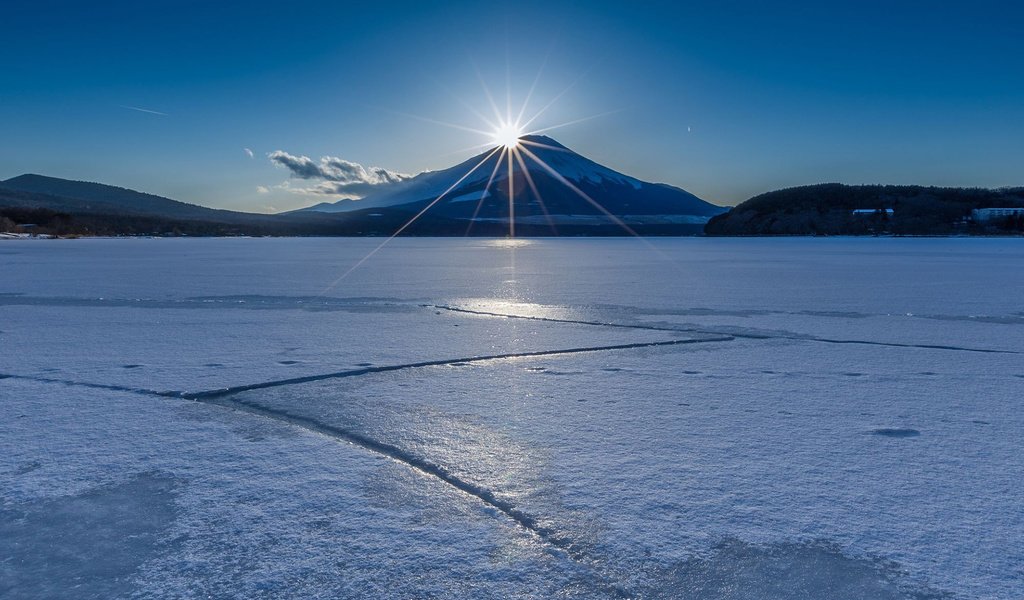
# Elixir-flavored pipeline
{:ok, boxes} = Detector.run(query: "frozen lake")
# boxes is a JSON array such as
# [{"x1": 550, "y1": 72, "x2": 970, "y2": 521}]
[{"x1": 2, "y1": 237, "x2": 1022, "y2": 599}]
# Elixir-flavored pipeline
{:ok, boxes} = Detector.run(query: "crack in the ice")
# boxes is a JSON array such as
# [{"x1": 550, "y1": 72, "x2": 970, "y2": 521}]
[
  {"x1": 1, "y1": 328, "x2": 966, "y2": 597},
  {"x1": 0, "y1": 373, "x2": 171, "y2": 396},
  {"x1": 1, "y1": 372, "x2": 625, "y2": 593},
  {"x1": 198, "y1": 396, "x2": 586, "y2": 549},
  {"x1": 8, "y1": 341, "x2": 710, "y2": 597},
  {"x1": 425, "y1": 304, "x2": 705, "y2": 334},
  {"x1": 803, "y1": 337, "x2": 1017, "y2": 353},
  {"x1": 427, "y1": 304, "x2": 1020, "y2": 355},
  {"x1": 0, "y1": 294, "x2": 414, "y2": 312},
  {"x1": 191, "y1": 396, "x2": 634, "y2": 597},
  {"x1": 6, "y1": 292, "x2": 1024, "y2": 329},
  {"x1": 0, "y1": 337, "x2": 733, "y2": 401},
  {"x1": 176, "y1": 336, "x2": 734, "y2": 400}
]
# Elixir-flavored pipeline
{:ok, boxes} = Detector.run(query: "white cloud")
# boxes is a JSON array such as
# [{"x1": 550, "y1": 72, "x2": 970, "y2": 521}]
[
  {"x1": 244, "y1": 148, "x2": 255, "y2": 158},
  {"x1": 268, "y1": 150, "x2": 414, "y2": 198},
  {"x1": 256, "y1": 185, "x2": 270, "y2": 194}
]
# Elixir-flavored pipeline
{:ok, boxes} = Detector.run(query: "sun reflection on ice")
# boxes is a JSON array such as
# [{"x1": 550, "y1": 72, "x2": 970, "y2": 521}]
[
  {"x1": 453, "y1": 298, "x2": 577, "y2": 321},
  {"x1": 484, "y1": 239, "x2": 534, "y2": 249}
]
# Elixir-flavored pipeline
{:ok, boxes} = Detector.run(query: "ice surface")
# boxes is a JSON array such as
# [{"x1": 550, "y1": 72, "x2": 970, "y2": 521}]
[
  {"x1": 0, "y1": 473, "x2": 179, "y2": 599},
  {"x1": 2, "y1": 237, "x2": 1022, "y2": 598}
]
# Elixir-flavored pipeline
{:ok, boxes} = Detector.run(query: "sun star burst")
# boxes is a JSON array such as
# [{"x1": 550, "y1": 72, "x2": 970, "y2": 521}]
[
  {"x1": 323, "y1": 63, "x2": 636, "y2": 290},
  {"x1": 492, "y1": 122, "x2": 522, "y2": 149}
]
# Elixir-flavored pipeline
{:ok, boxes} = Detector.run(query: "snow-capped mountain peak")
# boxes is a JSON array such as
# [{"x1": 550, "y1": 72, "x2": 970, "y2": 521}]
[
  {"x1": 513, "y1": 135, "x2": 642, "y2": 190},
  {"x1": 297, "y1": 136, "x2": 724, "y2": 225}
]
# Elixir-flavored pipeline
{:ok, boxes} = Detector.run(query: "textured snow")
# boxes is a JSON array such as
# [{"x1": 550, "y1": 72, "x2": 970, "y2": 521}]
[
  {"x1": 447, "y1": 189, "x2": 492, "y2": 203},
  {"x1": 1, "y1": 237, "x2": 1022, "y2": 599},
  {"x1": 518, "y1": 139, "x2": 643, "y2": 189}
]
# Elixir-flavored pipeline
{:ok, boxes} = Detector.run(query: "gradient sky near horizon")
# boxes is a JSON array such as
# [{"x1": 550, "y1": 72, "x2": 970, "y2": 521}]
[{"x1": 3, "y1": 0, "x2": 1022, "y2": 211}]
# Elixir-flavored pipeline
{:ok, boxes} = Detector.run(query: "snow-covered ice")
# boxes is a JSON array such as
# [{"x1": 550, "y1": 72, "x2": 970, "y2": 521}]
[{"x1": 1, "y1": 237, "x2": 1022, "y2": 599}]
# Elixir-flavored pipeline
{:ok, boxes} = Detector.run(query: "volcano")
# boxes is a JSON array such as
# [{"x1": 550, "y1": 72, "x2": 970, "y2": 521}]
[
  {"x1": 298, "y1": 135, "x2": 725, "y2": 233},
  {"x1": 0, "y1": 136, "x2": 727, "y2": 237}
]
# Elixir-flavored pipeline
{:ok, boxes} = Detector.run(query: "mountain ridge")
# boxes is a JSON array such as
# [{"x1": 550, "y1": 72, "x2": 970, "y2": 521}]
[
  {"x1": 295, "y1": 135, "x2": 724, "y2": 224},
  {"x1": 2, "y1": 174, "x2": 222, "y2": 218},
  {"x1": 0, "y1": 136, "x2": 727, "y2": 236}
]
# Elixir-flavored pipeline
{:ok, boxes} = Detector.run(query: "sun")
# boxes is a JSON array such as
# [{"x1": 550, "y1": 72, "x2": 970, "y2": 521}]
[
  {"x1": 492, "y1": 122, "x2": 522, "y2": 149},
  {"x1": 323, "y1": 64, "x2": 634, "y2": 287}
]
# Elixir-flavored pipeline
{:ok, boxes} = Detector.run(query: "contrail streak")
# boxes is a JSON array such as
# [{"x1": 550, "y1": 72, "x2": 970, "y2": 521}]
[{"x1": 119, "y1": 105, "x2": 167, "y2": 116}]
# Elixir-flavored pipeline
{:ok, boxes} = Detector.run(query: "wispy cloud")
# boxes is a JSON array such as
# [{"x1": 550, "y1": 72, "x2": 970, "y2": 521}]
[
  {"x1": 119, "y1": 105, "x2": 167, "y2": 116},
  {"x1": 268, "y1": 150, "x2": 413, "y2": 198},
  {"x1": 244, "y1": 147, "x2": 254, "y2": 158},
  {"x1": 256, "y1": 185, "x2": 270, "y2": 194}
]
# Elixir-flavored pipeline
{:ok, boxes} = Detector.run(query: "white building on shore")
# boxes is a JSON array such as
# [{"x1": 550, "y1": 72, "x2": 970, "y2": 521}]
[{"x1": 971, "y1": 208, "x2": 1024, "y2": 222}]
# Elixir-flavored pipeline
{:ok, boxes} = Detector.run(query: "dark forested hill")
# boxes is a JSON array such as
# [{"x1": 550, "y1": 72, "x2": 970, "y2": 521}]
[{"x1": 704, "y1": 184, "x2": 1024, "y2": 235}]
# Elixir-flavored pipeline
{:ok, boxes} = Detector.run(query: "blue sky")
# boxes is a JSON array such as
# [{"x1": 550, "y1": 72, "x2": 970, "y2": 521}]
[{"x1": 3, "y1": 0, "x2": 1022, "y2": 211}]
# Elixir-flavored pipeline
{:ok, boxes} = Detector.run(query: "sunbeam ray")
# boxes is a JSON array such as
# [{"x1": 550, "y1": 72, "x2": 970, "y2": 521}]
[
  {"x1": 320, "y1": 146, "x2": 503, "y2": 293},
  {"x1": 506, "y1": 148, "x2": 515, "y2": 238},
  {"x1": 516, "y1": 55, "x2": 549, "y2": 127},
  {"x1": 437, "y1": 83, "x2": 500, "y2": 132},
  {"x1": 523, "y1": 109, "x2": 624, "y2": 137},
  {"x1": 517, "y1": 145, "x2": 642, "y2": 238},
  {"x1": 504, "y1": 44, "x2": 513, "y2": 125},
  {"x1": 518, "y1": 66, "x2": 594, "y2": 132},
  {"x1": 466, "y1": 146, "x2": 508, "y2": 235},
  {"x1": 519, "y1": 146, "x2": 676, "y2": 260},
  {"x1": 435, "y1": 140, "x2": 505, "y2": 160},
  {"x1": 472, "y1": 61, "x2": 505, "y2": 127},
  {"x1": 519, "y1": 139, "x2": 574, "y2": 154},
  {"x1": 384, "y1": 108, "x2": 493, "y2": 137},
  {"x1": 512, "y1": 146, "x2": 557, "y2": 234}
]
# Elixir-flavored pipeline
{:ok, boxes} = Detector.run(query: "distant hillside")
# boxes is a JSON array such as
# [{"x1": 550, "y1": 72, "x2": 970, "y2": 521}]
[
  {"x1": 0, "y1": 175, "x2": 354, "y2": 236},
  {"x1": 704, "y1": 184, "x2": 1024, "y2": 236},
  {"x1": 0, "y1": 173, "x2": 711, "y2": 237},
  {"x1": 0, "y1": 174, "x2": 261, "y2": 221}
]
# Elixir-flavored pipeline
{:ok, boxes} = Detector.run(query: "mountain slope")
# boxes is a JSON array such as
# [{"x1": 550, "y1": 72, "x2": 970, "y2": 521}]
[
  {"x1": 0, "y1": 174, "x2": 366, "y2": 236},
  {"x1": 298, "y1": 135, "x2": 725, "y2": 225},
  {"x1": 0, "y1": 174, "x2": 252, "y2": 221}
]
